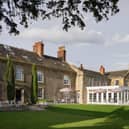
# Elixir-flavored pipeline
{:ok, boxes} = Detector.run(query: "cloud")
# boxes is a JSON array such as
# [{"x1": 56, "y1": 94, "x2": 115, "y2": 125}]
[
  {"x1": 105, "y1": 33, "x2": 129, "y2": 46},
  {"x1": 112, "y1": 34, "x2": 129, "y2": 43},
  {"x1": 113, "y1": 53, "x2": 129, "y2": 58},
  {"x1": 20, "y1": 27, "x2": 105, "y2": 45},
  {"x1": 113, "y1": 62, "x2": 129, "y2": 70}
]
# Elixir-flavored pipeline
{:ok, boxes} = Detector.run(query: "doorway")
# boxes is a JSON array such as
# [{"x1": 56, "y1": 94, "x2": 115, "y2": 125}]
[{"x1": 16, "y1": 89, "x2": 21, "y2": 103}]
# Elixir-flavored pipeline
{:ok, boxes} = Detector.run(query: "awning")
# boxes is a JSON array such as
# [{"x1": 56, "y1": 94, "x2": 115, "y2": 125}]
[{"x1": 60, "y1": 87, "x2": 73, "y2": 92}]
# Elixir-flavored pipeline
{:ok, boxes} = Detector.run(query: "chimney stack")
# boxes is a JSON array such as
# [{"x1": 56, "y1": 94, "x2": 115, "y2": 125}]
[
  {"x1": 33, "y1": 41, "x2": 44, "y2": 57},
  {"x1": 57, "y1": 46, "x2": 66, "y2": 61},
  {"x1": 99, "y1": 65, "x2": 105, "y2": 75},
  {"x1": 80, "y1": 64, "x2": 84, "y2": 70}
]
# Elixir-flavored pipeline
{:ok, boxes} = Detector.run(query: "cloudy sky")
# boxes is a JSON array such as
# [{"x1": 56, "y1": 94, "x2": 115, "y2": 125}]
[{"x1": 1, "y1": 0, "x2": 129, "y2": 72}]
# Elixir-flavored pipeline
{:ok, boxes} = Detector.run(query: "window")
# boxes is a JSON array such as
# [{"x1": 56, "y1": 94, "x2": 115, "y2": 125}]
[
  {"x1": 103, "y1": 92, "x2": 106, "y2": 102},
  {"x1": 91, "y1": 78, "x2": 94, "y2": 86},
  {"x1": 15, "y1": 66, "x2": 24, "y2": 81},
  {"x1": 98, "y1": 93, "x2": 101, "y2": 102},
  {"x1": 89, "y1": 78, "x2": 92, "y2": 86},
  {"x1": 108, "y1": 93, "x2": 111, "y2": 102},
  {"x1": 125, "y1": 80, "x2": 129, "y2": 86},
  {"x1": 37, "y1": 71, "x2": 44, "y2": 83},
  {"x1": 93, "y1": 93, "x2": 96, "y2": 102},
  {"x1": 38, "y1": 88, "x2": 44, "y2": 98},
  {"x1": 89, "y1": 93, "x2": 92, "y2": 102},
  {"x1": 114, "y1": 93, "x2": 117, "y2": 103},
  {"x1": 104, "y1": 81, "x2": 108, "y2": 86},
  {"x1": 114, "y1": 80, "x2": 119, "y2": 85},
  {"x1": 64, "y1": 75, "x2": 71, "y2": 85}
]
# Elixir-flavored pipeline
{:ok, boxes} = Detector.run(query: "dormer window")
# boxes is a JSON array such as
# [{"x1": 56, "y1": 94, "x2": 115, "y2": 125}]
[
  {"x1": 64, "y1": 75, "x2": 71, "y2": 85},
  {"x1": 37, "y1": 71, "x2": 44, "y2": 83},
  {"x1": 15, "y1": 66, "x2": 24, "y2": 81}
]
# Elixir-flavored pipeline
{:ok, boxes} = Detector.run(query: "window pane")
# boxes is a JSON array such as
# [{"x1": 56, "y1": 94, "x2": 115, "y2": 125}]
[
  {"x1": 16, "y1": 66, "x2": 24, "y2": 81},
  {"x1": 38, "y1": 88, "x2": 42, "y2": 98},
  {"x1": 64, "y1": 75, "x2": 71, "y2": 85},
  {"x1": 37, "y1": 71, "x2": 44, "y2": 83},
  {"x1": 114, "y1": 80, "x2": 119, "y2": 85}
]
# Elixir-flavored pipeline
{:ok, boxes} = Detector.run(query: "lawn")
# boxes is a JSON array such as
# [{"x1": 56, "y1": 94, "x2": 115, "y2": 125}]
[{"x1": 0, "y1": 104, "x2": 129, "y2": 129}]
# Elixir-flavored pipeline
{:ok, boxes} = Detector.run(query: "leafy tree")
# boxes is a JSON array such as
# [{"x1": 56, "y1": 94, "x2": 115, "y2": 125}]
[
  {"x1": 31, "y1": 63, "x2": 38, "y2": 104},
  {"x1": 4, "y1": 56, "x2": 15, "y2": 103},
  {"x1": 0, "y1": 0, "x2": 119, "y2": 35}
]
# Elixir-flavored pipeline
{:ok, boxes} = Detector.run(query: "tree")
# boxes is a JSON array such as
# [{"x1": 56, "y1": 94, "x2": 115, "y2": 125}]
[
  {"x1": 0, "y1": 0, "x2": 119, "y2": 35},
  {"x1": 4, "y1": 56, "x2": 15, "y2": 103},
  {"x1": 31, "y1": 63, "x2": 38, "y2": 104}
]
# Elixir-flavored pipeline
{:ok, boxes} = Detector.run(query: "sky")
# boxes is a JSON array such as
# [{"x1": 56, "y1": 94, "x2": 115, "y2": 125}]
[{"x1": 0, "y1": 0, "x2": 129, "y2": 72}]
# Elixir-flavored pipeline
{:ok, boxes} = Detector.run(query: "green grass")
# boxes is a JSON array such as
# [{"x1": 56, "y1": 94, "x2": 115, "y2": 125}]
[{"x1": 0, "y1": 104, "x2": 129, "y2": 129}]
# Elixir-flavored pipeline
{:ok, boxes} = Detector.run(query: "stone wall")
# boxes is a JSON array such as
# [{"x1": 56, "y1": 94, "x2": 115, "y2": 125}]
[{"x1": 0, "y1": 58, "x2": 76, "y2": 103}]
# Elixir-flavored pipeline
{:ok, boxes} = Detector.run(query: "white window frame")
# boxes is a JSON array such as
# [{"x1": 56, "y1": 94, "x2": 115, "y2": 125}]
[
  {"x1": 38, "y1": 87, "x2": 44, "y2": 99},
  {"x1": 37, "y1": 71, "x2": 44, "y2": 83},
  {"x1": 15, "y1": 66, "x2": 24, "y2": 81},
  {"x1": 64, "y1": 75, "x2": 71, "y2": 85}
]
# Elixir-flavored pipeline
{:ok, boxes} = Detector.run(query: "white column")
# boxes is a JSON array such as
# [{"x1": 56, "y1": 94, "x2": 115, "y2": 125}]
[
  {"x1": 124, "y1": 91, "x2": 126, "y2": 104},
  {"x1": 111, "y1": 92, "x2": 114, "y2": 103},
  {"x1": 127, "y1": 90, "x2": 129, "y2": 104},
  {"x1": 96, "y1": 93, "x2": 99, "y2": 103},
  {"x1": 126, "y1": 90, "x2": 128, "y2": 104},
  {"x1": 121, "y1": 92, "x2": 123, "y2": 104},
  {"x1": 106, "y1": 90, "x2": 108, "y2": 104},
  {"x1": 117, "y1": 92, "x2": 119, "y2": 104}
]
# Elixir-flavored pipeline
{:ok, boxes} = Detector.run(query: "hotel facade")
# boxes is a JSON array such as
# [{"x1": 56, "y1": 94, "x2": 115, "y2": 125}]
[{"x1": 0, "y1": 41, "x2": 129, "y2": 105}]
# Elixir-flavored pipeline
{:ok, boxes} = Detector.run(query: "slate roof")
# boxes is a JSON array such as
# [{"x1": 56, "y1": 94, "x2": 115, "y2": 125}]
[
  {"x1": 84, "y1": 68, "x2": 129, "y2": 79},
  {"x1": 83, "y1": 69, "x2": 108, "y2": 79},
  {"x1": 0, "y1": 44, "x2": 74, "y2": 72},
  {"x1": 105, "y1": 70, "x2": 128, "y2": 78}
]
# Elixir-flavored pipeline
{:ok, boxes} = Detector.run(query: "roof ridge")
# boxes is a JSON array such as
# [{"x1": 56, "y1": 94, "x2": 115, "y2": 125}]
[
  {"x1": 0, "y1": 43, "x2": 59, "y2": 60},
  {"x1": 43, "y1": 55, "x2": 61, "y2": 61},
  {"x1": 84, "y1": 68, "x2": 100, "y2": 73},
  {"x1": 106, "y1": 69, "x2": 128, "y2": 73},
  {"x1": 0, "y1": 43, "x2": 35, "y2": 54}
]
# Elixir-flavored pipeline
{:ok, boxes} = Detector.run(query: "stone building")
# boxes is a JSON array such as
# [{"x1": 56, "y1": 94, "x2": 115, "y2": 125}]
[
  {"x1": 0, "y1": 41, "x2": 129, "y2": 105},
  {"x1": 106, "y1": 70, "x2": 129, "y2": 86},
  {"x1": 0, "y1": 42, "x2": 76, "y2": 104},
  {"x1": 71, "y1": 65, "x2": 109, "y2": 104},
  {"x1": 71, "y1": 64, "x2": 129, "y2": 104}
]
